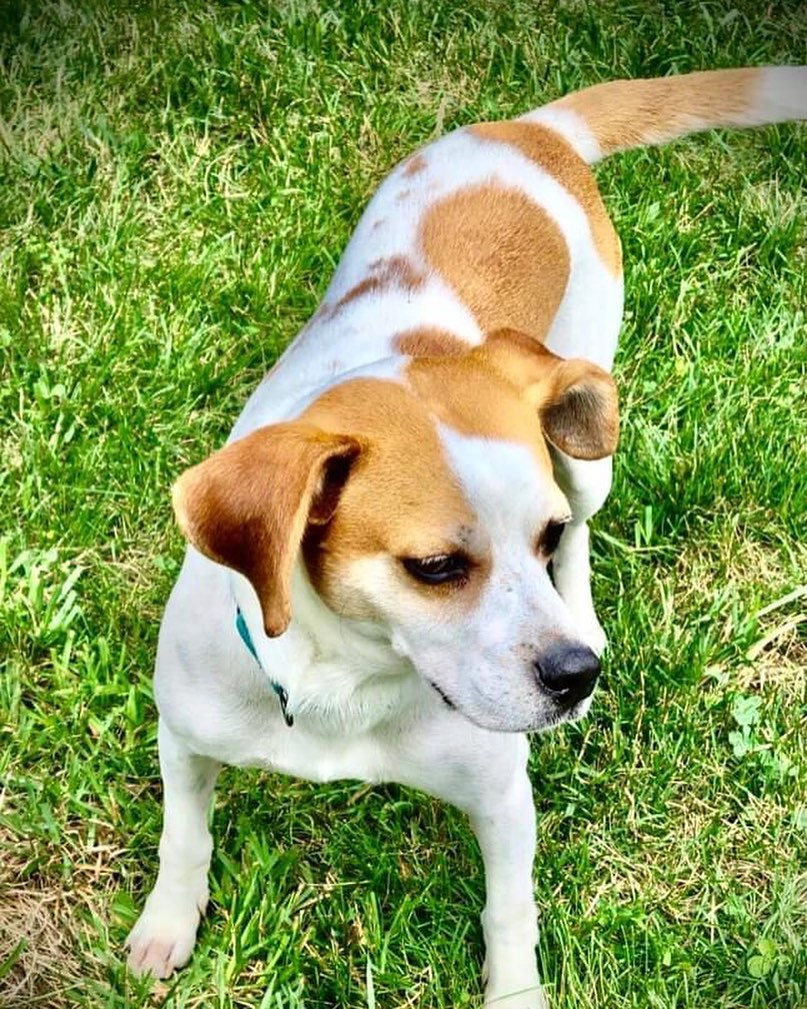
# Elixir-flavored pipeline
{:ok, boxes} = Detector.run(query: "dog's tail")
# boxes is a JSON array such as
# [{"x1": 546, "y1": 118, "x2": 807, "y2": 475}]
[{"x1": 529, "y1": 66, "x2": 806, "y2": 164}]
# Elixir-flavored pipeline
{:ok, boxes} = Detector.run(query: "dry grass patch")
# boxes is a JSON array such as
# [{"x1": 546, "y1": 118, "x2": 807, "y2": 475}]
[{"x1": 0, "y1": 883, "x2": 86, "y2": 1008}]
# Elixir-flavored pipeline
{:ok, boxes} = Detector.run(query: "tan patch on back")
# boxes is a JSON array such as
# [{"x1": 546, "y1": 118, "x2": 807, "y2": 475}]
[
  {"x1": 336, "y1": 255, "x2": 425, "y2": 309},
  {"x1": 420, "y1": 184, "x2": 571, "y2": 342},
  {"x1": 394, "y1": 326, "x2": 471, "y2": 358},
  {"x1": 472, "y1": 121, "x2": 622, "y2": 275},
  {"x1": 557, "y1": 68, "x2": 758, "y2": 156},
  {"x1": 403, "y1": 154, "x2": 428, "y2": 177},
  {"x1": 369, "y1": 254, "x2": 426, "y2": 288}
]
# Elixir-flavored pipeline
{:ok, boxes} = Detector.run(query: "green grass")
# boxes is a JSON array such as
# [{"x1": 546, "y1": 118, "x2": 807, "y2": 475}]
[{"x1": 1, "y1": 1, "x2": 805, "y2": 1006}]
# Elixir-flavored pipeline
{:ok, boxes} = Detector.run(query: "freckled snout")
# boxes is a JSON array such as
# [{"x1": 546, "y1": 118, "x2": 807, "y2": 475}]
[{"x1": 534, "y1": 643, "x2": 600, "y2": 705}]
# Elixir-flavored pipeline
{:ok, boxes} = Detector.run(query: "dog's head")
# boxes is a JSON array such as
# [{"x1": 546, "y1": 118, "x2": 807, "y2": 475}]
[{"x1": 173, "y1": 330, "x2": 618, "y2": 732}]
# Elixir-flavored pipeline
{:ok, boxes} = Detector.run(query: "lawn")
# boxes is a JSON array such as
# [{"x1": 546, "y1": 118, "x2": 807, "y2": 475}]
[{"x1": 1, "y1": 1, "x2": 805, "y2": 1007}]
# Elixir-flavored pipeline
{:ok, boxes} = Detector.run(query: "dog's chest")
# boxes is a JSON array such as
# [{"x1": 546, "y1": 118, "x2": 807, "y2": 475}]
[
  {"x1": 162, "y1": 654, "x2": 416, "y2": 783},
  {"x1": 248, "y1": 723, "x2": 391, "y2": 784},
  {"x1": 230, "y1": 672, "x2": 439, "y2": 785}
]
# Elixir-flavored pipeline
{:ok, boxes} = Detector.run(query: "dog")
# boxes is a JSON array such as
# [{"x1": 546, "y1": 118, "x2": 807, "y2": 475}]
[{"x1": 126, "y1": 67, "x2": 806, "y2": 1007}]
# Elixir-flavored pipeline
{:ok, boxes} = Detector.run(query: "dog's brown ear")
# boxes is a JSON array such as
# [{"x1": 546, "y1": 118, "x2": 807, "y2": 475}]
[
  {"x1": 172, "y1": 423, "x2": 362, "y2": 637},
  {"x1": 537, "y1": 356, "x2": 619, "y2": 460},
  {"x1": 486, "y1": 328, "x2": 619, "y2": 460}
]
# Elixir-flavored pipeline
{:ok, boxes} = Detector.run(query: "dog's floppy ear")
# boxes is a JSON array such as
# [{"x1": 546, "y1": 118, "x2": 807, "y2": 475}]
[
  {"x1": 537, "y1": 356, "x2": 619, "y2": 460},
  {"x1": 172, "y1": 423, "x2": 362, "y2": 637},
  {"x1": 486, "y1": 328, "x2": 619, "y2": 460}
]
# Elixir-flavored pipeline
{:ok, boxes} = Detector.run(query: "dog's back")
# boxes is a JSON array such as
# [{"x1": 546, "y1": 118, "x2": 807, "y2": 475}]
[{"x1": 234, "y1": 65, "x2": 806, "y2": 442}]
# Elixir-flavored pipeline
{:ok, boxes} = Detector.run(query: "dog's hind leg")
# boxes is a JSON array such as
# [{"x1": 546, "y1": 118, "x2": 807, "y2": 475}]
[
  {"x1": 550, "y1": 450, "x2": 612, "y2": 655},
  {"x1": 126, "y1": 720, "x2": 220, "y2": 978}
]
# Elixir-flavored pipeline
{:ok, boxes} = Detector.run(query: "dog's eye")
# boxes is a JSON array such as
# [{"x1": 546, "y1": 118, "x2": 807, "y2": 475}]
[
  {"x1": 537, "y1": 520, "x2": 567, "y2": 556},
  {"x1": 401, "y1": 553, "x2": 469, "y2": 585}
]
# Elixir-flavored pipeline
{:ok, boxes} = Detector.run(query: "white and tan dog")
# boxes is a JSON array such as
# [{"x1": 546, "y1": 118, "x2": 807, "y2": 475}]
[{"x1": 126, "y1": 68, "x2": 806, "y2": 1006}]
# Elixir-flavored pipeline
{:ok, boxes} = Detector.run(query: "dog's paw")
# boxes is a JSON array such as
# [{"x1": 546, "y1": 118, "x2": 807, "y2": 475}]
[
  {"x1": 484, "y1": 957, "x2": 547, "y2": 1008},
  {"x1": 484, "y1": 980, "x2": 549, "y2": 1009},
  {"x1": 125, "y1": 891, "x2": 205, "y2": 978}
]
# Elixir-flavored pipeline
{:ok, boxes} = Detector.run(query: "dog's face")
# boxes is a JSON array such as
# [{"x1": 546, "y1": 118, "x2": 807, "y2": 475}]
[{"x1": 173, "y1": 331, "x2": 618, "y2": 733}]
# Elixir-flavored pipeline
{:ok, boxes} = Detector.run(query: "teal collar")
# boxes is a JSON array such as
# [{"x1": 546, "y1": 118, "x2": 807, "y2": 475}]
[{"x1": 235, "y1": 605, "x2": 294, "y2": 727}]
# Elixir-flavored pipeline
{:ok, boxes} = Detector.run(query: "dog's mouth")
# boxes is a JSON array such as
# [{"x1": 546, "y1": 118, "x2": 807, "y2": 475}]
[
  {"x1": 548, "y1": 690, "x2": 595, "y2": 725},
  {"x1": 523, "y1": 697, "x2": 593, "y2": 734},
  {"x1": 540, "y1": 696, "x2": 587, "y2": 727},
  {"x1": 435, "y1": 676, "x2": 597, "y2": 733},
  {"x1": 427, "y1": 678, "x2": 456, "y2": 710}
]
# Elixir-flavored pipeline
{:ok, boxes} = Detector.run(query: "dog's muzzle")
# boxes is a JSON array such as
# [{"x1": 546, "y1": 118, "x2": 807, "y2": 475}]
[{"x1": 534, "y1": 643, "x2": 600, "y2": 706}]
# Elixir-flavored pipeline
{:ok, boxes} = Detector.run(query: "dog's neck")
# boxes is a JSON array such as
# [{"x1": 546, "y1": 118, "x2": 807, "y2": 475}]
[{"x1": 231, "y1": 565, "x2": 429, "y2": 737}]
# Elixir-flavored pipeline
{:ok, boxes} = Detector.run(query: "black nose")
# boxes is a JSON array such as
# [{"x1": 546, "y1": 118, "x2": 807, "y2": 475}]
[{"x1": 534, "y1": 644, "x2": 600, "y2": 705}]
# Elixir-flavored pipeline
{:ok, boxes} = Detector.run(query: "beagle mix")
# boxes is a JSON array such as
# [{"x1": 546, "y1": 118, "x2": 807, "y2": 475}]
[{"x1": 126, "y1": 67, "x2": 806, "y2": 1006}]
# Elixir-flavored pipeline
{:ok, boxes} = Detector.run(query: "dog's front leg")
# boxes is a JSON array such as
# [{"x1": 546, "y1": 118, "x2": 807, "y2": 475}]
[
  {"x1": 550, "y1": 451, "x2": 612, "y2": 655},
  {"x1": 469, "y1": 762, "x2": 547, "y2": 1009},
  {"x1": 126, "y1": 719, "x2": 220, "y2": 978}
]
